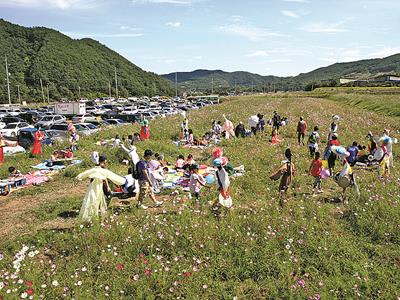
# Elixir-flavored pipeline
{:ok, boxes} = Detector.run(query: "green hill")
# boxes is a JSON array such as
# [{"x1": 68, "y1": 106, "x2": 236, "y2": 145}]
[
  {"x1": 162, "y1": 69, "x2": 281, "y2": 90},
  {"x1": 162, "y1": 54, "x2": 400, "y2": 92},
  {"x1": 0, "y1": 19, "x2": 174, "y2": 102}
]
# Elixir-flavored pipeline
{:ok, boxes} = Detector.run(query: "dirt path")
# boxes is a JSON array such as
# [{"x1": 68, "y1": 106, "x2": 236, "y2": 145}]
[{"x1": 0, "y1": 180, "x2": 86, "y2": 239}]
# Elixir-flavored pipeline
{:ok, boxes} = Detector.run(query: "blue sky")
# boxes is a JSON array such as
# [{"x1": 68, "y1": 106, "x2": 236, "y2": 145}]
[{"x1": 1, "y1": 0, "x2": 399, "y2": 76}]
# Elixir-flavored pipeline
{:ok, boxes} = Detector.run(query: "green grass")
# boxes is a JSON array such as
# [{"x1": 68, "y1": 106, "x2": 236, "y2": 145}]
[
  {"x1": 309, "y1": 87, "x2": 400, "y2": 117},
  {"x1": 0, "y1": 93, "x2": 399, "y2": 299}
]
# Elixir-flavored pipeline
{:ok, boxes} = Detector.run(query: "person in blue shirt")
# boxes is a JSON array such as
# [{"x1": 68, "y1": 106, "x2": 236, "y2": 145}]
[{"x1": 347, "y1": 142, "x2": 359, "y2": 166}]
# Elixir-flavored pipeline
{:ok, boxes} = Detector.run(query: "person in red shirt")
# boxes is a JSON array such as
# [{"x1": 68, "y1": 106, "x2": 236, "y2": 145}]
[
  {"x1": 297, "y1": 117, "x2": 308, "y2": 146},
  {"x1": 309, "y1": 151, "x2": 323, "y2": 194}
]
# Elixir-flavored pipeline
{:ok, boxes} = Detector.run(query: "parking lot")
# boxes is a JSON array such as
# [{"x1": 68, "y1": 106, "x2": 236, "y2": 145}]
[{"x1": 0, "y1": 96, "x2": 220, "y2": 149}]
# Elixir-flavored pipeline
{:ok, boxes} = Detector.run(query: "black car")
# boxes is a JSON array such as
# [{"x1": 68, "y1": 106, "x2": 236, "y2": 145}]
[
  {"x1": 1, "y1": 116, "x2": 25, "y2": 124},
  {"x1": 19, "y1": 112, "x2": 43, "y2": 124}
]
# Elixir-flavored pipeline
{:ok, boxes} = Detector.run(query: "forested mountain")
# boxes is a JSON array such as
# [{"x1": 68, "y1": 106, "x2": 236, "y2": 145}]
[
  {"x1": 162, "y1": 70, "x2": 281, "y2": 90},
  {"x1": 0, "y1": 19, "x2": 174, "y2": 103},
  {"x1": 162, "y1": 54, "x2": 400, "y2": 92}
]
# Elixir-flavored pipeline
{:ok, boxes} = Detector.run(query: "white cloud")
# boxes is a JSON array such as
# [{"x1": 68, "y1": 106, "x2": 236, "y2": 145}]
[
  {"x1": 281, "y1": 10, "x2": 299, "y2": 18},
  {"x1": 230, "y1": 15, "x2": 243, "y2": 22},
  {"x1": 63, "y1": 32, "x2": 144, "y2": 39},
  {"x1": 369, "y1": 47, "x2": 400, "y2": 58},
  {"x1": 301, "y1": 22, "x2": 348, "y2": 34},
  {"x1": 246, "y1": 50, "x2": 269, "y2": 57},
  {"x1": 0, "y1": 0, "x2": 98, "y2": 9},
  {"x1": 166, "y1": 21, "x2": 181, "y2": 28},
  {"x1": 266, "y1": 59, "x2": 292, "y2": 63},
  {"x1": 120, "y1": 25, "x2": 142, "y2": 31},
  {"x1": 219, "y1": 24, "x2": 288, "y2": 41},
  {"x1": 132, "y1": 0, "x2": 192, "y2": 4},
  {"x1": 282, "y1": 0, "x2": 309, "y2": 3}
]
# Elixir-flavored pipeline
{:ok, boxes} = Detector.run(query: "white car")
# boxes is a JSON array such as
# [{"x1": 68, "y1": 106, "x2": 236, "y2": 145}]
[
  {"x1": 72, "y1": 114, "x2": 97, "y2": 123},
  {"x1": 0, "y1": 122, "x2": 34, "y2": 138},
  {"x1": 35, "y1": 115, "x2": 66, "y2": 128},
  {"x1": 75, "y1": 123, "x2": 100, "y2": 134}
]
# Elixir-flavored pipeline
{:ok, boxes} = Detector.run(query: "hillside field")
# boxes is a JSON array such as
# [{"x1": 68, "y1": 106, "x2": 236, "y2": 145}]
[{"x1": 0, "y1": 92, "x2": 399, "y2": 299}]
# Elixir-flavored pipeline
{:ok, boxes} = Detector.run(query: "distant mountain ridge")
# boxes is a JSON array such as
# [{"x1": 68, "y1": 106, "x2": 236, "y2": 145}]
[
  {"x1": 162, "y1": 54, "x2": 400, "y2": 91},
  {"x1": 0, "y1": 19, "x2": 174, "y2": 102}
]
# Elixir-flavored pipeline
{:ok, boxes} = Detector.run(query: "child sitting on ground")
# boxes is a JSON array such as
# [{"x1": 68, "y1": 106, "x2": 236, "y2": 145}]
[
  {"x1": 9, "y1": 166, "x2": 22, "y2": 177},
  {"x1": 175, "y1": 155, "x2": 185, "y2": 170},
  {"x1": 309, "y1": 152, "x2": 323, "y2": 195},
  {"x1": 270, "y1": 129, "x2": 281, "y2": 145},
  {"x1": 8, "y1": 166, "x2": 26, "y2": 187},
  {"x1": 183, "y1": 154, "x2": 196, "y2": 170},
  {"x1": 189, "y1": 164, "x2": 207, "y2": 209}
]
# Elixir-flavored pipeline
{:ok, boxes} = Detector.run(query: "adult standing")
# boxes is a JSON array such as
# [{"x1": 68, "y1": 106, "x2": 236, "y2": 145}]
[
  {"x1": 222, "y1": 115, "x2": 235, "y2": 139},
  {"x1": 136, "y1": 149, "x2": 163, "y2": 209},
  {"x1": 297, "y1": 117, "x2": 308, "y2": 146},
  {"x1": 0, "y1": 134, "x2": 5, "y2": 165},
  {"x1": 327, "y1": 134, "x2": 341, "y2": 176},
  {"x1": 181, "y1": 118, "x2": 189, "y2": 138},
  {"x1": 248, "y1": 115, "x2": 259, "y2": 136},
  {"x1": 257, "y1": 114, "x2": 266, "y2": 134},
  {"x1": 76, "y1": 155, "x2": 126, "y2": 222},
  {"x1": 272, "y1": 111, "x2": 281, "y2": 134},
  {"x1": 32, "y1": 128, "x2": 44, "y2": 156},
  {"x1": 327, "y1": 115, "x2": 339, "y2": 142},
  {"x1": 140, "y1": 117, "x2": 150, "y2": 141}
]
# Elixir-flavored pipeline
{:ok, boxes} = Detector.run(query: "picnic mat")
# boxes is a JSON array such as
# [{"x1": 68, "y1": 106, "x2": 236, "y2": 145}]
[{"x1": 32, "y1": 159, "x2": 83, "y2": 170}]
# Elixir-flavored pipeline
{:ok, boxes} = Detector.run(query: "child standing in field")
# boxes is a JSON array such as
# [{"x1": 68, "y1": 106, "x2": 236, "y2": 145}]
[
  {"x1": 278, "y1": 148, "x2": 295, "y2": 196},
  {"x1": 309, "y1": 152, "x2": 323, "y2": 195},
  {"x1": 307, "y1": 126, "x2": 320, "y2": 157},
  {"x1": 189, "y1": 165, "x2": 207, "y2": 209}
]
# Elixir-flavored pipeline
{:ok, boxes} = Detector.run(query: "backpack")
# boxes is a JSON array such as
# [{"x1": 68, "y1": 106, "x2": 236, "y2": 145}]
[
  {"x1": 309, "y1": 132, "x2": 317, "y2": 144},
  {"x1": 131, "y1": 161, "x2": 141, "y2": 180}
]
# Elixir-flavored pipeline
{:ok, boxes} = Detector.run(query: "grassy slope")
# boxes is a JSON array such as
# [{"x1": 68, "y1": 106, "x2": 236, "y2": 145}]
[
  {"x1": 311, "y1": 87, "x2": 400, "y2": 117},
  {"x1": 0, "y1": 93, "x2": 399, "y2": 299}
]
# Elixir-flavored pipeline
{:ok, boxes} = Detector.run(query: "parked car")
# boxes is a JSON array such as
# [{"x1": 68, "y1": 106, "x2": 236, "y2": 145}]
[
  {"x1": 17, "y1": 128, "x2": 55, "y2": 150},
  {"x1": 73, "y1": 124, "x2": 93, "y2": 136},
  {"x1": 86, "y1": 120, "x2": 110, "y2": 127},
  {"x1": 75, "y1": 123, "x2": 99, "y2": 134},
  {"x1": 46, "y1": 123, "x2": 70, "y2": 138},
  {"x1": 35, "y1": 115, "x2": 66, "y2": 129},
  {"x1": 72, "y1": 113, "x2": 97, "y2": 123},
  {"x1": 0, "y1": 121, "x2": 6, "y2": 130},
  {"x1": 104, "y1": 119, "x2": 127, "y2": 126},
  {"x1": 19, "y1": 111, "x2": 44, "y2": 124},
  {"x1": 0, "y1": 122, "x2": 34, "y2": 138},
  {"x1": 1, "y1": 116, "x2": 25, "y2": 124}
]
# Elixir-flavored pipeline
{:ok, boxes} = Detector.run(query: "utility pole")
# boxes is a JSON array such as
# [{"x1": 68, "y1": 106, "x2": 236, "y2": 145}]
[
  {"x1": 114, "y1": 67, "x2": 119, "y2": 100},
  {"x1": 78, "y1": 86, "x2": 81, "y2": 99},
  {"x1": 47, "y1": 84, "x2": 50, "y2": 102},
  {"x1": 5, "y1": 56, "x2": 11, "y2": 105},
  {"x1": 40, "y1": 78, "x2": 45, "y2": 103},
  {"x1": 211, "y1": 77, "x2": 214, "y2": 94},
  {"x1": 175, "y1": 72, "x2": 178, "y2": 98},
  {"x1": 108, "y1": 81, "x2": 112, "y2": 98},
  {"x1": 234, "y1": 80, "x2": 237, "y2": 95},
  {"x1": 17, "y1": 85, "x2": 21, "y2": 104}
]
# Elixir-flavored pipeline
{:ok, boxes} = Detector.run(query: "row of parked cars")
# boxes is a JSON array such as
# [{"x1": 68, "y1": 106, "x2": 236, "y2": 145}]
[{"x1": 0, "y1": 97, "x2": 218, "y2": 149}]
